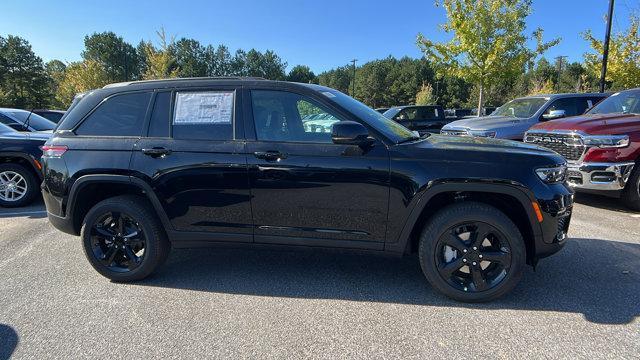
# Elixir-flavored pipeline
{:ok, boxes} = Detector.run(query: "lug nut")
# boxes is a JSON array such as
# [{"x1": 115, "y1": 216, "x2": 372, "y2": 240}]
[
  {"x1": 479, "y1": 255, "x2": 483, "y2": 259},
  {"x1": 463, "y1": 259, "x2": 467, "y2": 263},
  {"x1": 463, "y1": 249, "x2": 467, "y2": 253},
  {"x1": 472, "y1": 262, "x2": 477, "y2": 266},
  {"x1": 473, "y1": 247, "x2": 477, "y2": 251}
]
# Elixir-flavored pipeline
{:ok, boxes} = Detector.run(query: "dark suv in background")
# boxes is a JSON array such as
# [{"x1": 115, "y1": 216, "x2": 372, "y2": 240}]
[
  {"x1": 383, "y1": 105, "x2": 449, "y2": 134},
  {"x1": 42, "y1": 78, "x2": 573, "y2": 302}
]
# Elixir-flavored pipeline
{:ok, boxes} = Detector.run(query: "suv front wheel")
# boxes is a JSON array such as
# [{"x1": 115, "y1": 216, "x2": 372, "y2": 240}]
[
  {"x1": 81, "y1": 195, "x2": 170, "y2": 282},
  {"x1": 418, "y1": 202, "x2": 526, "y2": 302}
]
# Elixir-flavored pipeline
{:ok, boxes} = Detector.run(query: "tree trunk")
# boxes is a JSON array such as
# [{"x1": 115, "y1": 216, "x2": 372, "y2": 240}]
[{"x1": 477, "y1": 84, "x2": 485, "y2": 117}]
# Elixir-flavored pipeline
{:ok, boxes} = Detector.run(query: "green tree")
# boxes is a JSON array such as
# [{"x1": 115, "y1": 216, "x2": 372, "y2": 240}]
[
  {"x1": 417, "y1": 0, "x2": 559, "y2": 115},
  {"x1": 141, "y1": 28, "x2": 179, "y2": 80},
  {"x1": 172, "y1": 38, "x2": 207, "y2": 77},
  {"x1": 82, "y1": 31, "x2": 141, "y2": 82},
  {"x1": 317, "y1": 65, "x2": 353, "y2": 95},
  {"x1": 415, "y1": 82, "x2": 435, "y2": 105},
  {"x1": 287, "y1": 65, "x2": 316, "y2": 83},
  {"x1": 0, "y1": 35, "x2": 52, "y2": 108},
  {"x1": 56, "y1": 60, "x2": 110, "y2": 107},
  {"x1": 583, "y1": 14, "x2": 640, "y2": 90},
  {"x1": 45, "y1": 60, "x2": 67, "y2": 109}
]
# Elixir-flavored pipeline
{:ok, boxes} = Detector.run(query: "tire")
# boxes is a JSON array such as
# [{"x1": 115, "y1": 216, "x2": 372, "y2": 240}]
[
  {"x1": 418, "y1": 202, "x2": 526, "y2": 302},
  {"x1": 0, "y1": 163, "x2": 38, "y2": 208},
  {"x1": 622, "y1": 163, "x2": 640, "y2": 211},
  {"x1": 80, "y1": 195, "x2": 170, "y2": 282}
]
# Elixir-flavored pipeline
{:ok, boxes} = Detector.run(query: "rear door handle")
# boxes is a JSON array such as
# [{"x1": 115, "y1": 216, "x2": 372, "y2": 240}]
[
  {"x1": 142, "y1": 147, "x2": 172, "y2": 157},
  {"x1": 254, "y1": 151, "x2": 287, "y2": 161}
]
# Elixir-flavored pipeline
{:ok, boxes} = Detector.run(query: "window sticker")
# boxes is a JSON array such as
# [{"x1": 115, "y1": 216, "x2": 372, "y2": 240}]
[{"x1": 174, "y1": 91, "x2": 234, "y2": 124}]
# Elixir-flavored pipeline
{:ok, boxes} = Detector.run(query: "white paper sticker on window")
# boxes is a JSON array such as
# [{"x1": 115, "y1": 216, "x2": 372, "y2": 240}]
[{"x1": 174, "y1": 91, "x2": 234, "y2": 124}]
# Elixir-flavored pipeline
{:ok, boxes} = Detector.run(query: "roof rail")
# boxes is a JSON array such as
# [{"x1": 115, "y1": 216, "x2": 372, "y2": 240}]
[{"x1": 103, "y1": 76, "x2": 267, "y2": 88}]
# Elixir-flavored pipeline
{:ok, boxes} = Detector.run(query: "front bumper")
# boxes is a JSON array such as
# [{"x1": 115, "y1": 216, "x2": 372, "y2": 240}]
[{"x1": 566, "y1": 161, "x2": 635, "y2": 191}]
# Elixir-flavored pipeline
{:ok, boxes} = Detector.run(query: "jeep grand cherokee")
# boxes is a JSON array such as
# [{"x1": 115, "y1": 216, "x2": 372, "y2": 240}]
[{"x1": 42, "y1": 78, "x2": 573, "y2": 302}]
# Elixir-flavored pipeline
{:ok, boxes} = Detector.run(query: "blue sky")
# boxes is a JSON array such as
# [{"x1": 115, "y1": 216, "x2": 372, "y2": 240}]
[{"x1": 1, "y1": 0, "x2": 637, "y2": 73}]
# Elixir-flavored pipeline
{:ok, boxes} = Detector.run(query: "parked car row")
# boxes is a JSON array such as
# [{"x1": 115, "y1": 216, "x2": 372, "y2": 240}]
[{"x1": 524, "y1": 88, "x2": 640, "y2": 210}]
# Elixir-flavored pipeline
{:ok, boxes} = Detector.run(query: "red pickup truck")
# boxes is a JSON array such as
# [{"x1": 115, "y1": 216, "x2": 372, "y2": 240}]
[{"x1": 525, "y1": 88, "x2": 640, "y2": 210}]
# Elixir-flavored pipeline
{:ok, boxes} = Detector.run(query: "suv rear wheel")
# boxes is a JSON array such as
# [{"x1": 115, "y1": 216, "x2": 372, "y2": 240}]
[
  {"x1": 80, "y1": 195, "x2": 170, "y2": 282},
  {"x1": 0, "y1": 163, "x2": 38, "y2": 208},
  {"x1": 418, "y1": 202, "x2": 526, "y2": 302}
]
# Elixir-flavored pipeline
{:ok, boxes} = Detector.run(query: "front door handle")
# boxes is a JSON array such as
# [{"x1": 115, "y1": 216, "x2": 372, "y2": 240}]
[
  {"x1": 142, "y1": 147, "x2": 172, "y2": 158},
  {"x1": 254, "y1": 151, "x2": 287, "y2": 161}
]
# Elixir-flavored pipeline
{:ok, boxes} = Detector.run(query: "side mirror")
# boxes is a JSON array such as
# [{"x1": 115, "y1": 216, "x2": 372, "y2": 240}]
[
  {"x1": 332, "y1": 121, "x2": 373, "y2": 146},
  {"x1": 542, "y1": 109, "x2": 566, "y2": 120}
]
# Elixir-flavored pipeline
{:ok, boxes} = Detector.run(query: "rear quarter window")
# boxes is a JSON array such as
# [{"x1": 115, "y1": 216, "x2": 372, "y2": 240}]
[{"x1": 75, "y1": 92, "x2": 152, "y2": 136}]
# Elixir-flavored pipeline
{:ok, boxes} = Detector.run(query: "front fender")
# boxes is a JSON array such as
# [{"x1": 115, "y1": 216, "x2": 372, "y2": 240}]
[{"x1": 385, "y1": 179, "x2": 542, "y2": 254}]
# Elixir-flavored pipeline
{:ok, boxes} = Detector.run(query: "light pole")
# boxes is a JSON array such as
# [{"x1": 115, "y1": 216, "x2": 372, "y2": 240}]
[
  {"x1": 350, "y1": 59, "x2": 357, "y2": 97},
  {"x1": 599, "y1": 0, "x2": 615, "y2": 93}
]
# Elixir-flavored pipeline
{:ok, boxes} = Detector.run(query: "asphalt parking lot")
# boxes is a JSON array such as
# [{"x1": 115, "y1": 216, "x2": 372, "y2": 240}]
[{"x1": 0, "y1": 194, "x2": 638, "y2": 359}]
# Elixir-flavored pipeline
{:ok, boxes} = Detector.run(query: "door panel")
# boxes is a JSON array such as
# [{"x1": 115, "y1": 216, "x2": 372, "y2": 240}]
[
  {"x1": 247, "y1": 141, "x2": 390, "y2": 242},
  {"x1": 131, "y1": 87, "x2": 252, "y2": 241}
]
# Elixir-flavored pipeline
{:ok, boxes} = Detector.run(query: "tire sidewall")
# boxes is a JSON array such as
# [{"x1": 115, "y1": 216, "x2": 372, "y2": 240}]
[
  {"x1": 0, "y1": 163, "x2": 38, "y2": 208},
  {"x1": 81, "y1": 198, "x2": 164, "y2": 281},
  {"x1": 419, "y1": 203, "x2": 526, "y2": 302}
]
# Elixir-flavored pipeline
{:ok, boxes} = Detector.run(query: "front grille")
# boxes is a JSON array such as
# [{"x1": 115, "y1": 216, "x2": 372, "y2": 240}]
[
  {"x1": 441, "y1": 129, "x2": 469, "y2": 136},
  {"x1": 525, "y1": 132, "x2": 586, "y2": 161}
]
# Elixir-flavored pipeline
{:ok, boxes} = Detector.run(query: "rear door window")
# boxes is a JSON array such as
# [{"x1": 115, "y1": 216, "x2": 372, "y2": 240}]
[
  {"x1": 148, "y1": 92, "x2": 171, "y2": 137},
  {"x1": 172, "y1": 91, "x2": 235, "y2": 140},
  {"x1": 75, "y1": 92, "x2": 152, "y2": 136}
]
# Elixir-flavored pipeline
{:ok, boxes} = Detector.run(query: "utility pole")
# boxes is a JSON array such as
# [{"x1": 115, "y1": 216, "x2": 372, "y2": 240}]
[
  {"x1": 600, "y1": 0, "x2": 615, "y2": 93},
  {"x1": 554, "y1": 56, "x2": 567, "y2": 92},
  {"x1": 350, "y1": 59, "x2": 357, "y2": 97}
]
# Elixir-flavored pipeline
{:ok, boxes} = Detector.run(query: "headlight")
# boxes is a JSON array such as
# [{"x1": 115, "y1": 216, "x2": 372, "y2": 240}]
[
  {"x1": 469, "y1": 130, "x2": 496, "y2": 138},
  {"x1": 583, "y1": 135, "x2": 629, "y2": 148},
  {"x1": 535, "y1": 165, "x2": 567, "y2": 183}
]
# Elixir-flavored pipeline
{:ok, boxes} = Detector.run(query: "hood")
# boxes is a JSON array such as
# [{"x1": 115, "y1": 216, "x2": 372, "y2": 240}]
[
  {"x1": 0, "y1": 130, "x2": 51, "y2": 142},
  {"x1": 529, "y1": 113, "x2": 640, "y2": 135},
  {"x1": 442, "y1": 115, "x2": 528, "y2": 131},
  {"x1": 397, "y1": 134, "x2": 564, "y2": 166}
]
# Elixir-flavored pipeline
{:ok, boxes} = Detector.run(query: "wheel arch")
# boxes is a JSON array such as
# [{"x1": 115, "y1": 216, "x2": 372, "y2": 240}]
[
  {"x1": 389, "y1": 181, "x2": 543, "y2": 265},
  {"x1": 66, "y1": 174, "x2": 172, "y2": 235},
  {"x1": 0, "y1": 151, "x2": 43, "y2": 181}
]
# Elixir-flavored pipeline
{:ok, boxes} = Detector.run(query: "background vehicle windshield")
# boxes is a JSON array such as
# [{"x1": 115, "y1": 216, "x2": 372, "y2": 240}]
[
  {"x1": 382, "y1": 108, "x2": 402, "y2": 119},
  {"x1": 2, "y1": 110, "x2": 56, "y2": 131},
  {"x1": 492, "y1": 97, "x2": 547, "y2": 118},
  {"x1": 587, "y1": 89, "x2": 640, "y2": 115},
  {"x1": 319, "y1": 89, "x2": 417, "y2": 143},
  {"x1": 0, "y1": 122, "x2": 15, "y2": 133}
]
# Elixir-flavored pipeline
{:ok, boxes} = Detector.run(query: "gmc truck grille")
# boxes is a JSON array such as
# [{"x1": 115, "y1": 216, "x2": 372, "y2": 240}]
[{"x1": 524, "y1": 132, "x2": 586, "y2": 161}]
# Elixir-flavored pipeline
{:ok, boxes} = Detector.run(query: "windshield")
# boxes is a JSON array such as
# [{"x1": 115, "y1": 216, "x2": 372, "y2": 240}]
[
  {"x1": 0, "y1": 122, "x2": 15, "y2": 133},
  {"x1": 3, "y1": 110, "x2": 56, "y2": 131},
  {"x1": 382, "y1": 108, "x2": 402, "y2": 119},
  {"x1": 587, "y1": 89, "x2": 640, "y2": 115},
  {"x1": 318, "y1": 88, "x2": 417, "y2": 143},
  {"x1": 492, "y1": 97, "x2": 548, "y2": 118}
]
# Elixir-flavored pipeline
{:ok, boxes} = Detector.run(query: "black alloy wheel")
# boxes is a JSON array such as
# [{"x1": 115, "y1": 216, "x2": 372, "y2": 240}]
[
  {"x1": 435, "y1": 222, "x2": 512, "y2": 292},
  {"x1": 89, "y1": 211, "x2": 146, "y2": 272},
  {"x1": 81, "y1": 195, "x2": 170, "y2": 281},
  {"x1": 418, "y1": 202, "x2": 525, "y2": 302}
]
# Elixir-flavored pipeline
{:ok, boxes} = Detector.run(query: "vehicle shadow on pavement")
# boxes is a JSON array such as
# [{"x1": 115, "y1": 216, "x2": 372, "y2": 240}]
[
  {"x1": 140, "y1": 237, "x2": 639, "y2": 325},
  {"x1": 0, "y1": 323, "x2": 19, "y2": 360},
  {"x1": 574, "y1": 192, "x2": 638, "y2": 213}
]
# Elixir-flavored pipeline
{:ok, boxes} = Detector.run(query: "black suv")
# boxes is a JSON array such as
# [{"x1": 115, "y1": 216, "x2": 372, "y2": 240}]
[
  {"x1": 42, "y1": 78, "x2": 573, "y2": 302},
  {"x1": 382, "y1": 105, "x2": 448, "y2": 134},
  {"x1": 0, "y1": 122, "x2": 49, "y2": 207}
]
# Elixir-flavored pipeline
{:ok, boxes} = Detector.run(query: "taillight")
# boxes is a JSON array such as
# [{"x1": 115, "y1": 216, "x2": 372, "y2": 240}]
[{"x1": 40, "y1": 145, "x2": 68, "y2": 158}]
